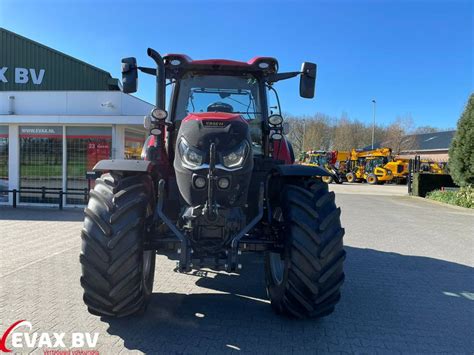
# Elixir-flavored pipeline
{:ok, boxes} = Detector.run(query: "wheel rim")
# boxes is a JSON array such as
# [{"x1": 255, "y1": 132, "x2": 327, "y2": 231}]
[
  {"x1": 143, "y1": 250, "x2": 153, "y2": 281},
  {"x1": 269, "y1": 207, "x2": 285, "y2": 285},
  {"x1": 269, "y1": 252, "x2": 284, "y2": 285},
  {"x1": 142, "y1": 204, "x2": 154, "y2": 292},
  {"x1": 142, "y1": 250, "x2": 153, "y2": 291}
]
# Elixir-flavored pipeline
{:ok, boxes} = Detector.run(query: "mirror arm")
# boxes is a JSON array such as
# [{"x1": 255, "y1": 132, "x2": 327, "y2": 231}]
[
  {"x1": 138, "y1": 66, "x2": 157, "y2": 75},
  {"x1": 266, "y1": 71, "x2": 301, "y2": 83}
]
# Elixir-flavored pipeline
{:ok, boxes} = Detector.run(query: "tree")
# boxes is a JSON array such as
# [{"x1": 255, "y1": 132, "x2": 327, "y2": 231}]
[
  {"x1": 285, "y1": 115, "x2": 305, "y2": 153},
  {"x1": 449, "y1": 94, "x2": 474, "y2": 186},
  {"x1": 414, "y1": 125, "x2": 439, "y2": 134},
  {"x1": 383, "y1": 114, "x2": 416, "y2": 155}
]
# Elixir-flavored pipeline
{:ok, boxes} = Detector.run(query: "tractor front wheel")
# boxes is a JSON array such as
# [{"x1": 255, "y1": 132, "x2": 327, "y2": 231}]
[
  {"x1": 80, "y1": 172, "x2": 155, "y2": 317},
  {"x1": 265, "y1": 180, "x2": 345, "y2": 318}
]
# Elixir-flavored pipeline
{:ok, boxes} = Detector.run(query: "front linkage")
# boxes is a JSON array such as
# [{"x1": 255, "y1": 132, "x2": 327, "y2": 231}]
[{"x1": 151, "y1": 177, "x2": 265, "y2": 273}]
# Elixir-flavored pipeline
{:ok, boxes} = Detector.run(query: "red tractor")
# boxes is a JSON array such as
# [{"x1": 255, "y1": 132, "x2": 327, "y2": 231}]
[{"x1": 80, "y1": 49, "x2": 345, "y2": 319}]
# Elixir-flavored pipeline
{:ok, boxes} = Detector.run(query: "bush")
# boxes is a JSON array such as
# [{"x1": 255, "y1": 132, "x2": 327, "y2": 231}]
[
  {"x1": 449, "y1": 94, "x2": 474, "y2": 186},
  {"x1": 427, "y1": 186, "x2": 474, "y2": 209},
  {"x1": 411, "y1": 173, "x2": 457, "y2": 197}
]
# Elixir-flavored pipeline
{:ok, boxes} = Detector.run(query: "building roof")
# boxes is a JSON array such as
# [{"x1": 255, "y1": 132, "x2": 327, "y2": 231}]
[
  {"x1": 0, "y1": 27, "x2": 120, "y2": 91},
  {"x1": 362, "y1": 130, "x2": 456, "y2": 153},
  {"x1": 402, "y1": 130, "x2": 456, "y2": 151}
]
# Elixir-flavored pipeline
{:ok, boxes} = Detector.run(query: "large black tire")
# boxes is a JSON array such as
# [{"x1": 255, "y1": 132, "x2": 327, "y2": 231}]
[
  {"x1": 80, "y1": 172, "x2": 156, "y2": 317},
  {"x1": 265, "y1": 180, "x2": 345, "y2": 318}
]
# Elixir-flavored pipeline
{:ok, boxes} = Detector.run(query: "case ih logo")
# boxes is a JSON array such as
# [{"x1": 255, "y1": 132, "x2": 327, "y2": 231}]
[
  {"x1": 203, "y1": 120, "x2": 228, "y2": 127},
  {"x1": 0, "y1": 320, "x2": 99, "y2": 354}
]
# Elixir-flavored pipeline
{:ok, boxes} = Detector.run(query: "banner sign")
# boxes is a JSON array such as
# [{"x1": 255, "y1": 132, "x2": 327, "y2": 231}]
[
  {"x1": 20, "y1": 126, "x2": 63, "y2": 138},
  {"x1": 87, "y1": 142, "x2": 111, "y2": 171}
]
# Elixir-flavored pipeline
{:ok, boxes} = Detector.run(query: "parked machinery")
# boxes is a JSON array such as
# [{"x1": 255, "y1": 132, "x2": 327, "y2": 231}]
[
  {"x1": 346, "y1": 148, "x2": 400, "y2": 185},
  {"x1": 419, "y1": 160, "x2": 446, "y2": 174},
  {"x1": 300, "y1": 150, "x2": 345, "y2": 183}
]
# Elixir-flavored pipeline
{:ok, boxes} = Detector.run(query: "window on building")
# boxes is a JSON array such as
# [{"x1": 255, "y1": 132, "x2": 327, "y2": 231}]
[
  {"x1": 66, "y1": 127, "x2": 112, "y2": 205},
  {"x1": 125, "y1": 129, "x2": 146, "y2": 160},
  {"x1": 0, "y1": 126, "x2": 8, "y2": 203},
  {"x1": 19, "y1": 126, "x2": 63, "y2": 204}
]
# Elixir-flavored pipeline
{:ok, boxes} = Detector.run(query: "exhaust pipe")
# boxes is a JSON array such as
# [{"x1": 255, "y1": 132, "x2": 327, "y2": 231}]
[{"x1": 147, "y1": 48, "x2": 166, "y2": 111}]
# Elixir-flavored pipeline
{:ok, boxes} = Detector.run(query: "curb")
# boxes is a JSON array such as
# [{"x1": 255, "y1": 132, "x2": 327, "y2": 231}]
[{"x1": 410, "y1": 195, "x2": 474, "y2": 213}]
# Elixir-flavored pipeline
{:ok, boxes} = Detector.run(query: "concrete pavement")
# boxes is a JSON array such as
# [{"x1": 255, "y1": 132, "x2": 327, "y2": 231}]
[{"x1": 0, "y1": 190, "x2": 473, "y2": 354}]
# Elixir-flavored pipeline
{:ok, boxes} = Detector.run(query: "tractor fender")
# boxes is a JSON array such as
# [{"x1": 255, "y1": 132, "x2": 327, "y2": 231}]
[
  {"x1": 274, "y1": 164, "x2": 331, "y2": 177},
  {"x1": 93, "y1": 159, "x2": 153, "y2": 173}
]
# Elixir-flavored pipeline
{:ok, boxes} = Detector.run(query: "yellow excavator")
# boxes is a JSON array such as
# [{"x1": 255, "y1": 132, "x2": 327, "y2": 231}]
[
  {"x1": 346, "y1": 148, "x2": 408, "y2": 184},
  {"x1": 300, "y1": 150, "x2": 346, "y2": 183}
]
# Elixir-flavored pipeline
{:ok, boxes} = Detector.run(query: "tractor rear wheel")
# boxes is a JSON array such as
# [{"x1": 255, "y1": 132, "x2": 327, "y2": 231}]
[
  {"x1": 265, "y1": 180, "x2": 345, "y2": 318},
  {"x1": 367, "y1": 173, "x2": 378, "y2": 185},
  {"x1": 80, "y1": 172, "x2": 155, "y2": 317}
]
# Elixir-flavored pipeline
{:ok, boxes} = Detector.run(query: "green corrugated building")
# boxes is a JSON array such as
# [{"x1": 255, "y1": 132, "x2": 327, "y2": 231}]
[{"x1": 0, "y1": 27, "x2": 120, "y2": 91}]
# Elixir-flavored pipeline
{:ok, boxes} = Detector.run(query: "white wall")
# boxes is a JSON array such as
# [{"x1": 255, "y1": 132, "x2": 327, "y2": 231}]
[{"x1": 0, "y1": 91, "x2": 153, "y2": 117}]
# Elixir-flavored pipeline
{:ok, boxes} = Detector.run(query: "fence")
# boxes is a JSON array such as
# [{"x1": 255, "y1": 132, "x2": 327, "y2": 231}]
[{"x1": 1, "y1": 187, "x2": 90, "y2": 209}]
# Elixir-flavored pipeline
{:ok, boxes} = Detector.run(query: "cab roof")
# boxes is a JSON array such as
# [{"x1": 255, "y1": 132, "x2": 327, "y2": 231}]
[{"x1": 163, "y1": 54, "x2": 279, "y2": 76}]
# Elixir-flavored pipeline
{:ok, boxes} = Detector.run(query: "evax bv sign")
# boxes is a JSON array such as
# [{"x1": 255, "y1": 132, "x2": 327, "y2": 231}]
[{"x1": 0, "y1": 67, "x2": 45, "y2": 85}]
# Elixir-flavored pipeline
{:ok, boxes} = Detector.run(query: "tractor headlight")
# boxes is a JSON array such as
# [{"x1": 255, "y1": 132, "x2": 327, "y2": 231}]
[
  {"x1": 179, "y1": 138, "x2": 204, "y2": 169},
  {"x1": 222, "y1": 141, "x2": 249, "y2": 169}
]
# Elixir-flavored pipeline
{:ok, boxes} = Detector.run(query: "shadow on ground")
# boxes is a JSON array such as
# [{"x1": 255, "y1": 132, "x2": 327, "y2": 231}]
[
  {"x1": 0, "y1": 206, "x2": 83, "y2": 221},
  {"x1": 103, "y1": 247, "x2": 473, "y2": 353}
]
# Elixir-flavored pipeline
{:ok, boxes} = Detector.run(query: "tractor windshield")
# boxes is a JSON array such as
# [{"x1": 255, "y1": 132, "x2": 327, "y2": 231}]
[
  {"x1": 175, "y1": 72, "x2": 263, "y2": 152},
  {"x1": 175, "y1": 73, "x2": 262, "y2": 120}
]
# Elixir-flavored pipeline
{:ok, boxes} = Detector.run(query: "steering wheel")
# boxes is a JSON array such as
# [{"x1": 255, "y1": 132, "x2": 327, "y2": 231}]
[{"x1": 207, "y1": 102, "x2": 234, "y2": 113}]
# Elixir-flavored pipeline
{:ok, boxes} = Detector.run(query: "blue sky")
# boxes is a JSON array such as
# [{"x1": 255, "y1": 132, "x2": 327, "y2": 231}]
[{"x1": 1, "y1": 0, "x2": 472, "y2": 129}]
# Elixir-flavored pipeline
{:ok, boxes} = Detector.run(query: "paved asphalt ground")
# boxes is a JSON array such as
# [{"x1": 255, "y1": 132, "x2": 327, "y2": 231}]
[{"x1": 1, "y1": 184, "x2": 473, "y2": 354}]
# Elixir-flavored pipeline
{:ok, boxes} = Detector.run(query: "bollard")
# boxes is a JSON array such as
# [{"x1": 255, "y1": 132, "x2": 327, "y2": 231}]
[
  {"x1": 13, "y1": 189, "x2": 17, "y2": 208},
  {"x1": 59, "y1": 191, "x2": 63, "y2": 210}
]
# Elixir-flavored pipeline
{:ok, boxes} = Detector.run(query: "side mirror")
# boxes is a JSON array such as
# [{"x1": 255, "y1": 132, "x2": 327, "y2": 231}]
[
  {"x1": 300, "y1": 62, "x2": 317, "y2": 98},
  {"x1": 121, "y1": 57, "x2": 138, "y2": 93},
  {"x1": 282, "y1": 122, "x2": 290, "y2": 135}
]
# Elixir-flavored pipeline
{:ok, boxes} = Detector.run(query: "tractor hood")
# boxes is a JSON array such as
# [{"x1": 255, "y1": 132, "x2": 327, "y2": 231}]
[
  {"x1": 178, "y1": 112, "x2": 249, "y2": 153},
  {"x1": 173, "y1": 112, "x2": 254, "y2": 208}
]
